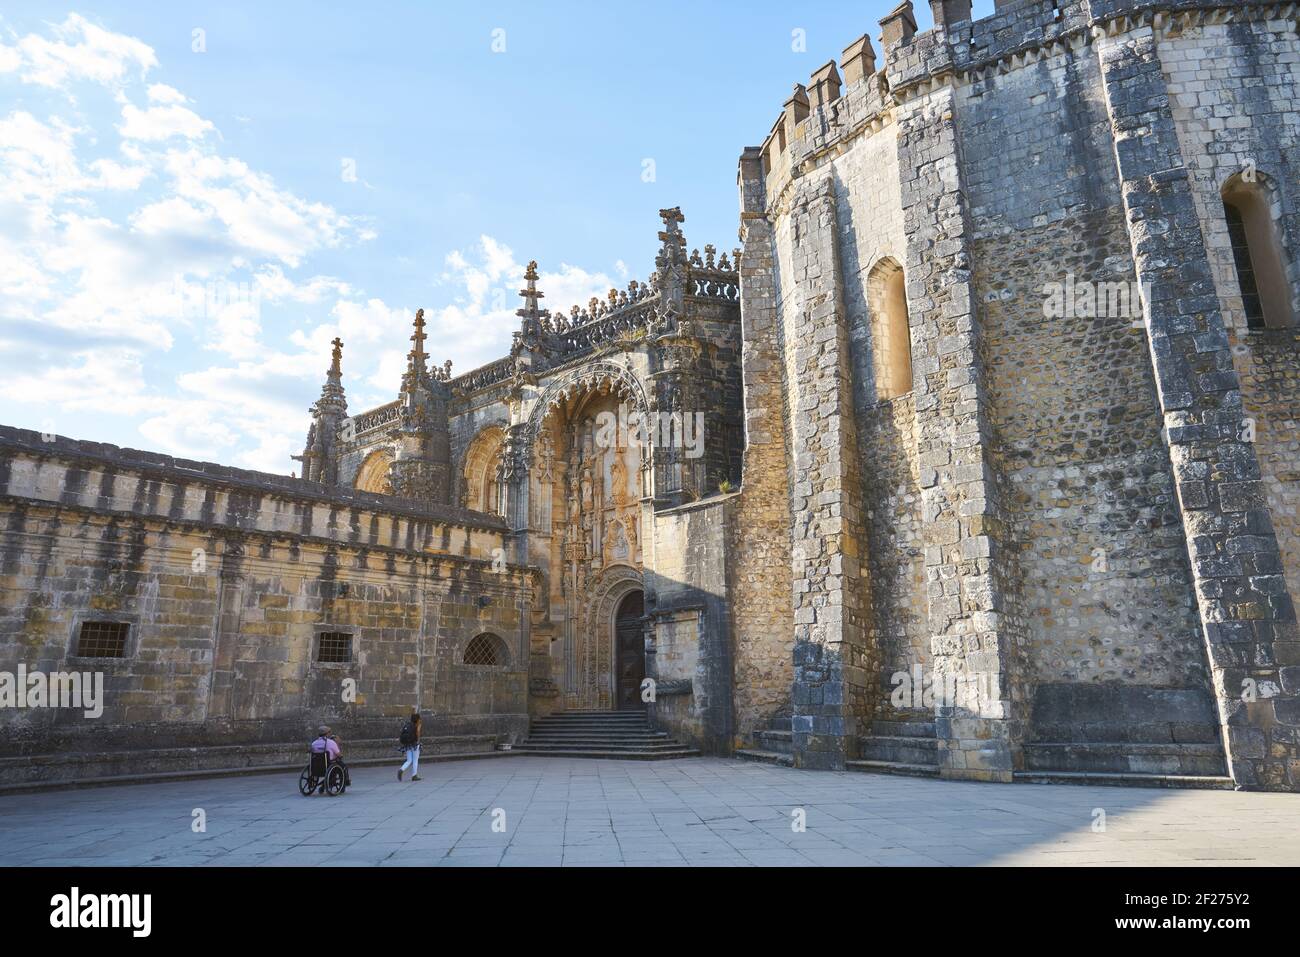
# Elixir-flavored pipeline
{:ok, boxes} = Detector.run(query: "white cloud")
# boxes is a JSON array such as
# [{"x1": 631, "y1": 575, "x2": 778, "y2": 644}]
[
  {"x1": 119, "y1": 101, "x2": 213, "y2": 141},
  {"x1": 0, "y1": 348, "x2": 156, "y2": 415},
  {"x1": 0, "y1": 15, "x2": 623, "y2": 478},
  {"x1": 16, "y1": 14, "x2": 156, "y2": 90},
  {"x1": 163, "y1": 149, "x2": 358, "y2": 266},
  {"x1": 146, "y1": 83, "x2": 186, "y2": 104},
  {"x1": 424, "y1": 236, "x2": 621, "y2": 376}
]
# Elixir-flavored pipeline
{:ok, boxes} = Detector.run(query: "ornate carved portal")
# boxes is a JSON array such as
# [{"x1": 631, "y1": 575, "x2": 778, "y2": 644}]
[{"x1": 531, "y1": 386, "x2": 647, "y2": 711}]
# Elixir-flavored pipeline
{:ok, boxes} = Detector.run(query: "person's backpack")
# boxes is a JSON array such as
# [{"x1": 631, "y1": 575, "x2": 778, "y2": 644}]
[{"x1": 399, "y1": 720, "x2": 414, "y2": 746}]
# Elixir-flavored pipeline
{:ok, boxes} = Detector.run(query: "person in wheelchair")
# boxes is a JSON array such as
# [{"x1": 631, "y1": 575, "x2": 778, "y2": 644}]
[{"x1": 310, "y1": 725, "x2": 351, "y2": 788}]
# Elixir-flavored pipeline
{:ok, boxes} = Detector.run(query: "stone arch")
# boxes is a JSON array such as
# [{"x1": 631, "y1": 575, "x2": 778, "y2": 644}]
[
  {"x1": 866, "y1": 256, "x2": 912, "y2": 400},
  {"x1": 353, "y1": 448, "x2": 394, "y2": 494},
  {"x1": 461, "y1": 424, "x2": 507, "y2": 514},
  {"x1": 525, "y1": 361, "x2": 651, "y2": 450},
  {"x1": 1220, "y1": 171, "x2": 1295, "y2": 330},
  {"x1": 581, "y1": 563, "x2": 644, "y2": 710}
]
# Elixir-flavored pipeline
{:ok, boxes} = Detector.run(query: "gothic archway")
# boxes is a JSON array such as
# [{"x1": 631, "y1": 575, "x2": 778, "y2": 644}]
[
  {"x1": 613, "y1": 589, "x2": 646, "y2": 711},
  {"x1": 354, "y1": 448, "x2": 394, "y2": 494},
  {"x1": 579, "y1": 563, "x2": 643, "y2": 710},
  {"x1": 461, "y1": 424, "x2": 507, "y2": 515}
]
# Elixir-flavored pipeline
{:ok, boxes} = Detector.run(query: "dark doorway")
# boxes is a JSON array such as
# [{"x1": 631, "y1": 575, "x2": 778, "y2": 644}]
[{"x1": 614, "y1": 590, "x2": 645, "y2": 711}]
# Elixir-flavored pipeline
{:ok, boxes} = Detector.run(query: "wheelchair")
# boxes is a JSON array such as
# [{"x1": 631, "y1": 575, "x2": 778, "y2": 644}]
[{"x1": 298, "y1": 749, "x2": 347, "y2": 796}]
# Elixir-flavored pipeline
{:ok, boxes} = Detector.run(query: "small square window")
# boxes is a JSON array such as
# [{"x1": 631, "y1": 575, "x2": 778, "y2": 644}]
[
  {"x1": 75, "y1": 621, "x2": 130, "y2": 658},
  {"x1": 316, "y1": 631, "x2": 353, "y2": 664}
]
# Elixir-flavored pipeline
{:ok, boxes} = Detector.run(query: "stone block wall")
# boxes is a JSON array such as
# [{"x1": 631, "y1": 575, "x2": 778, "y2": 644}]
[
  {"x1": 741, "y1": 0, "x2": 1300, "y2": 789},
  {"x1": 730, "y1": 148, "x2": 796, "y2": 745},
  {"x1": 0, "y1": 427, "x2": 533, "y2": 780},
  {"x1": 643, "y1": 496, "x2": 735, "y2": 754}
]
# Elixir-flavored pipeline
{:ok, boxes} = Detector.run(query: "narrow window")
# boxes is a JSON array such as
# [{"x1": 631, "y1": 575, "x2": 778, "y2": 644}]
[
  {"x1": 75, "y1": 621, "x2": 129, "y2": 658},
  {"x1": 868, "y1": 258, "x2": 913, "y2": 400},
  {"x1": 1224, "y1": 200, "x2": 1265, "y2": 329},
  {"x1": 1222, "y1": 175, "x2": 1294, "y2": 330},
  {"x1": 316, "y1": 631, "x2": 353, "y2": 664}
]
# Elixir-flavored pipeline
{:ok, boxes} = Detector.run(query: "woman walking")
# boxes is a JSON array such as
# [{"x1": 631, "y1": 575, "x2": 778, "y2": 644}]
[{"x1": 398, "y1": 710, "x2": 422, "y2": 782}]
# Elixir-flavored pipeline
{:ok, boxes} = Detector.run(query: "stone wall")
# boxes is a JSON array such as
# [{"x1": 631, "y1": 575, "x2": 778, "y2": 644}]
[
  {"x1": 743, "y1": 0, "x2": 1300, "y2": 789},
  {"x1": 731, "y1": 150, "x2": 796, "y2": 744},
  {"x1": 0, "y1": 427, "x2": 533, "y2": 782},
  {"x1": 644, "y1": 496, "x2": 736, "y2": 753}
]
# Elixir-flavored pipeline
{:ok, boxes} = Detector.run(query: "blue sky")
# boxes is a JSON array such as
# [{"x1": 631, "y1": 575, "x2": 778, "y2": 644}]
[{"x1": 0, "y1": 2, "x2": 996, "y2": 473}]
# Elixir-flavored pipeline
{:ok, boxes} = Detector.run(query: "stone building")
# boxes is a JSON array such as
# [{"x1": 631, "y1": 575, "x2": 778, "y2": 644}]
[{"x1": 2, "y1": 0, "x2": 1300, "y2": 792}]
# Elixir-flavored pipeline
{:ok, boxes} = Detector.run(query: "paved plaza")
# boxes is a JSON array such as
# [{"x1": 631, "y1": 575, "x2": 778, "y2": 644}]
[{"x1": 2, "y1": 756, "x2": 1299, "y2": 867}]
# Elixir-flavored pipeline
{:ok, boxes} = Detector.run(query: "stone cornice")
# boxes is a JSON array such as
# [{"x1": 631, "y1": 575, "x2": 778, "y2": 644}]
[{"x1": 0, "y1": 425, "x2": 507, "y2": 533}]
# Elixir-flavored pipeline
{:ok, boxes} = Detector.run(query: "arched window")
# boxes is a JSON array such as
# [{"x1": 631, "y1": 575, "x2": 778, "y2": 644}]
[
  {"x1": 867, "y1": 257, "x2": 912, "y2": 400},
  {"x1": 463, "y1": 633, "x2": 509, "y2": 667},
  {"x1": 1222, "y1": 174, "x2": 1294, "y2": 330},
  {"x1": 353, "y1": 448, "x2": 394, "y2": 495},
  {"x1": 462, "y1": 426, "x2": 506, "y2": 516}
]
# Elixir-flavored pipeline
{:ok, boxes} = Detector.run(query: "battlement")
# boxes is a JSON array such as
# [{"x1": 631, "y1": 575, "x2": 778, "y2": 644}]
[{"x1": 753, "y1": 0, "x2": 1295, "y2": 206}]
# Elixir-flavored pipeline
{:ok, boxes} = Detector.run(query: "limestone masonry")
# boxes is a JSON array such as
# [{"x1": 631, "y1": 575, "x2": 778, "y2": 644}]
[{"x1": 3, "y1": 0, "x2": 1300, "y2": 791}]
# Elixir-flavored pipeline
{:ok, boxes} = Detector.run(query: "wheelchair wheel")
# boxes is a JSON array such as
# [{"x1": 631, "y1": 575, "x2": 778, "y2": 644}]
[
  {"x1": 298, "y1": 769, "x2": 317, "y2": 796},
  {"x1": 325, "y1": 764, "x2": 346, "y2": 796}
]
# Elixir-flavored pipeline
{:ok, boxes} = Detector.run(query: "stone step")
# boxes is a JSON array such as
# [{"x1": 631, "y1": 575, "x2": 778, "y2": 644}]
[
  {"x1": 530, "y1": 721, "x2": 652, "y2": 731},
  {"x1": 846, "y1": 759, "x2": 941, "y2": 779},
  {"x1": 735, "y1": 749, "x2": 793, "y2": 767},
  {"x1": 511, "y1": 747, "x2": 700, "y2": 761},
  {"x1": 520, "y1": 738, "x2": 670, "y2": 743},
  {"x1": 1014, "y1": 771, "x2": 1235, "y2": 790},
  {"x1": 518, "y1": 741, "x2": 689, "y2": 752},
  {"x1": 754, "y1": 730, "x2": 793, "y2": 754},
  {"x1": 858, "y1": 735, "x2": 939, "y2": 766},
  {"x1": 870, "y1": 718, "x2": 937, "y2": 738},
  {"x1": 1023, "y1": 742, "x2": 1227, "y2": 776}
]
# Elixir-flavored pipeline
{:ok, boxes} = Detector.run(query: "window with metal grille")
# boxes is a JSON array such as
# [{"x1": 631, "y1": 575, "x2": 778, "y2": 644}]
[
  {"x1": 463, "y1": 633, "x2": 508, "y2": 667},
  {"x1": 316, "y1": 631, "x2": 353, "y2": 664},
  {"x1": 75, "y1": 621, "x2": 129, "y2": 658}
]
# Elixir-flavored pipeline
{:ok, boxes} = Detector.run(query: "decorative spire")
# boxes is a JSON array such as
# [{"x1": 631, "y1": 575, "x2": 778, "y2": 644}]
[
  {"x1": 400, "y1": 308, "x2": 431, "y2": 397},
  {"x1": 517, "y1": 260, "x2": 545, "y2": 319},
  {"x1": 329, "y1": 337, "x2": 343, "y2": 377},
  {"x1": 409, "y1": 308, "x2": 428, "y2": 369},
  {"x1": 655, "y1": 206, "x2": 687, "y2": 271}
]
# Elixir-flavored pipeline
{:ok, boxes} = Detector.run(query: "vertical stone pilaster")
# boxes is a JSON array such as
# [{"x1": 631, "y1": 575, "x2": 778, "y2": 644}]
[
  {"x1": 1096, "y1": 23, "x2": 1300, "y2": 792},
  {"x1": 731, "y1": 148, "x2": 796, "y2": 745},
  {"x1": 895, "y1": 83, "x2": 1021, "y2": 781},
  {"x1": 783, "y1": 177, "x2": 874, "y2": 770},
  {"x1": 204, "y1": 537, "x2": 246, "y2": 721}
]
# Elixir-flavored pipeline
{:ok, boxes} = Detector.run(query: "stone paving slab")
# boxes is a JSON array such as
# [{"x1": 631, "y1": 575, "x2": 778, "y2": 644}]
[{"x1": 0, "y1": 756, "x2": 1297, "y2": 867}]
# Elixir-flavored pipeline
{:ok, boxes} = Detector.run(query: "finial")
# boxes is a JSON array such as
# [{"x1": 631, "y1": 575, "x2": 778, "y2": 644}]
[
  {"x1": 517, "y1": 261, "x2": 545, "y2": 319},
  {"x1": 330, "y1": 337, "x2": 343, "y2": 375},
  {"x1": 410, "y1": 309, "x2": 427, "y2": 357}
]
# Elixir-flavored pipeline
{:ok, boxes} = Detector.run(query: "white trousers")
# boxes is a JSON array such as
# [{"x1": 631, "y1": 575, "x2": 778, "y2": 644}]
[{"x1": 400, "y1": 746, "x2": 420, "y2": 775}]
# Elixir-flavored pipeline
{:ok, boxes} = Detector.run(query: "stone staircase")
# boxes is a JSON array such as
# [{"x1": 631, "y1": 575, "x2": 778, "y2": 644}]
[
  {"x1": 847, "y1": 715, "x2": 940, "y2": 778},
  {"x1": 515, "y1": 710, "x2": 700, "y2": 760},
  {"x1": 736, "y1": 712, "x2": 794, "y2": 766}
]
